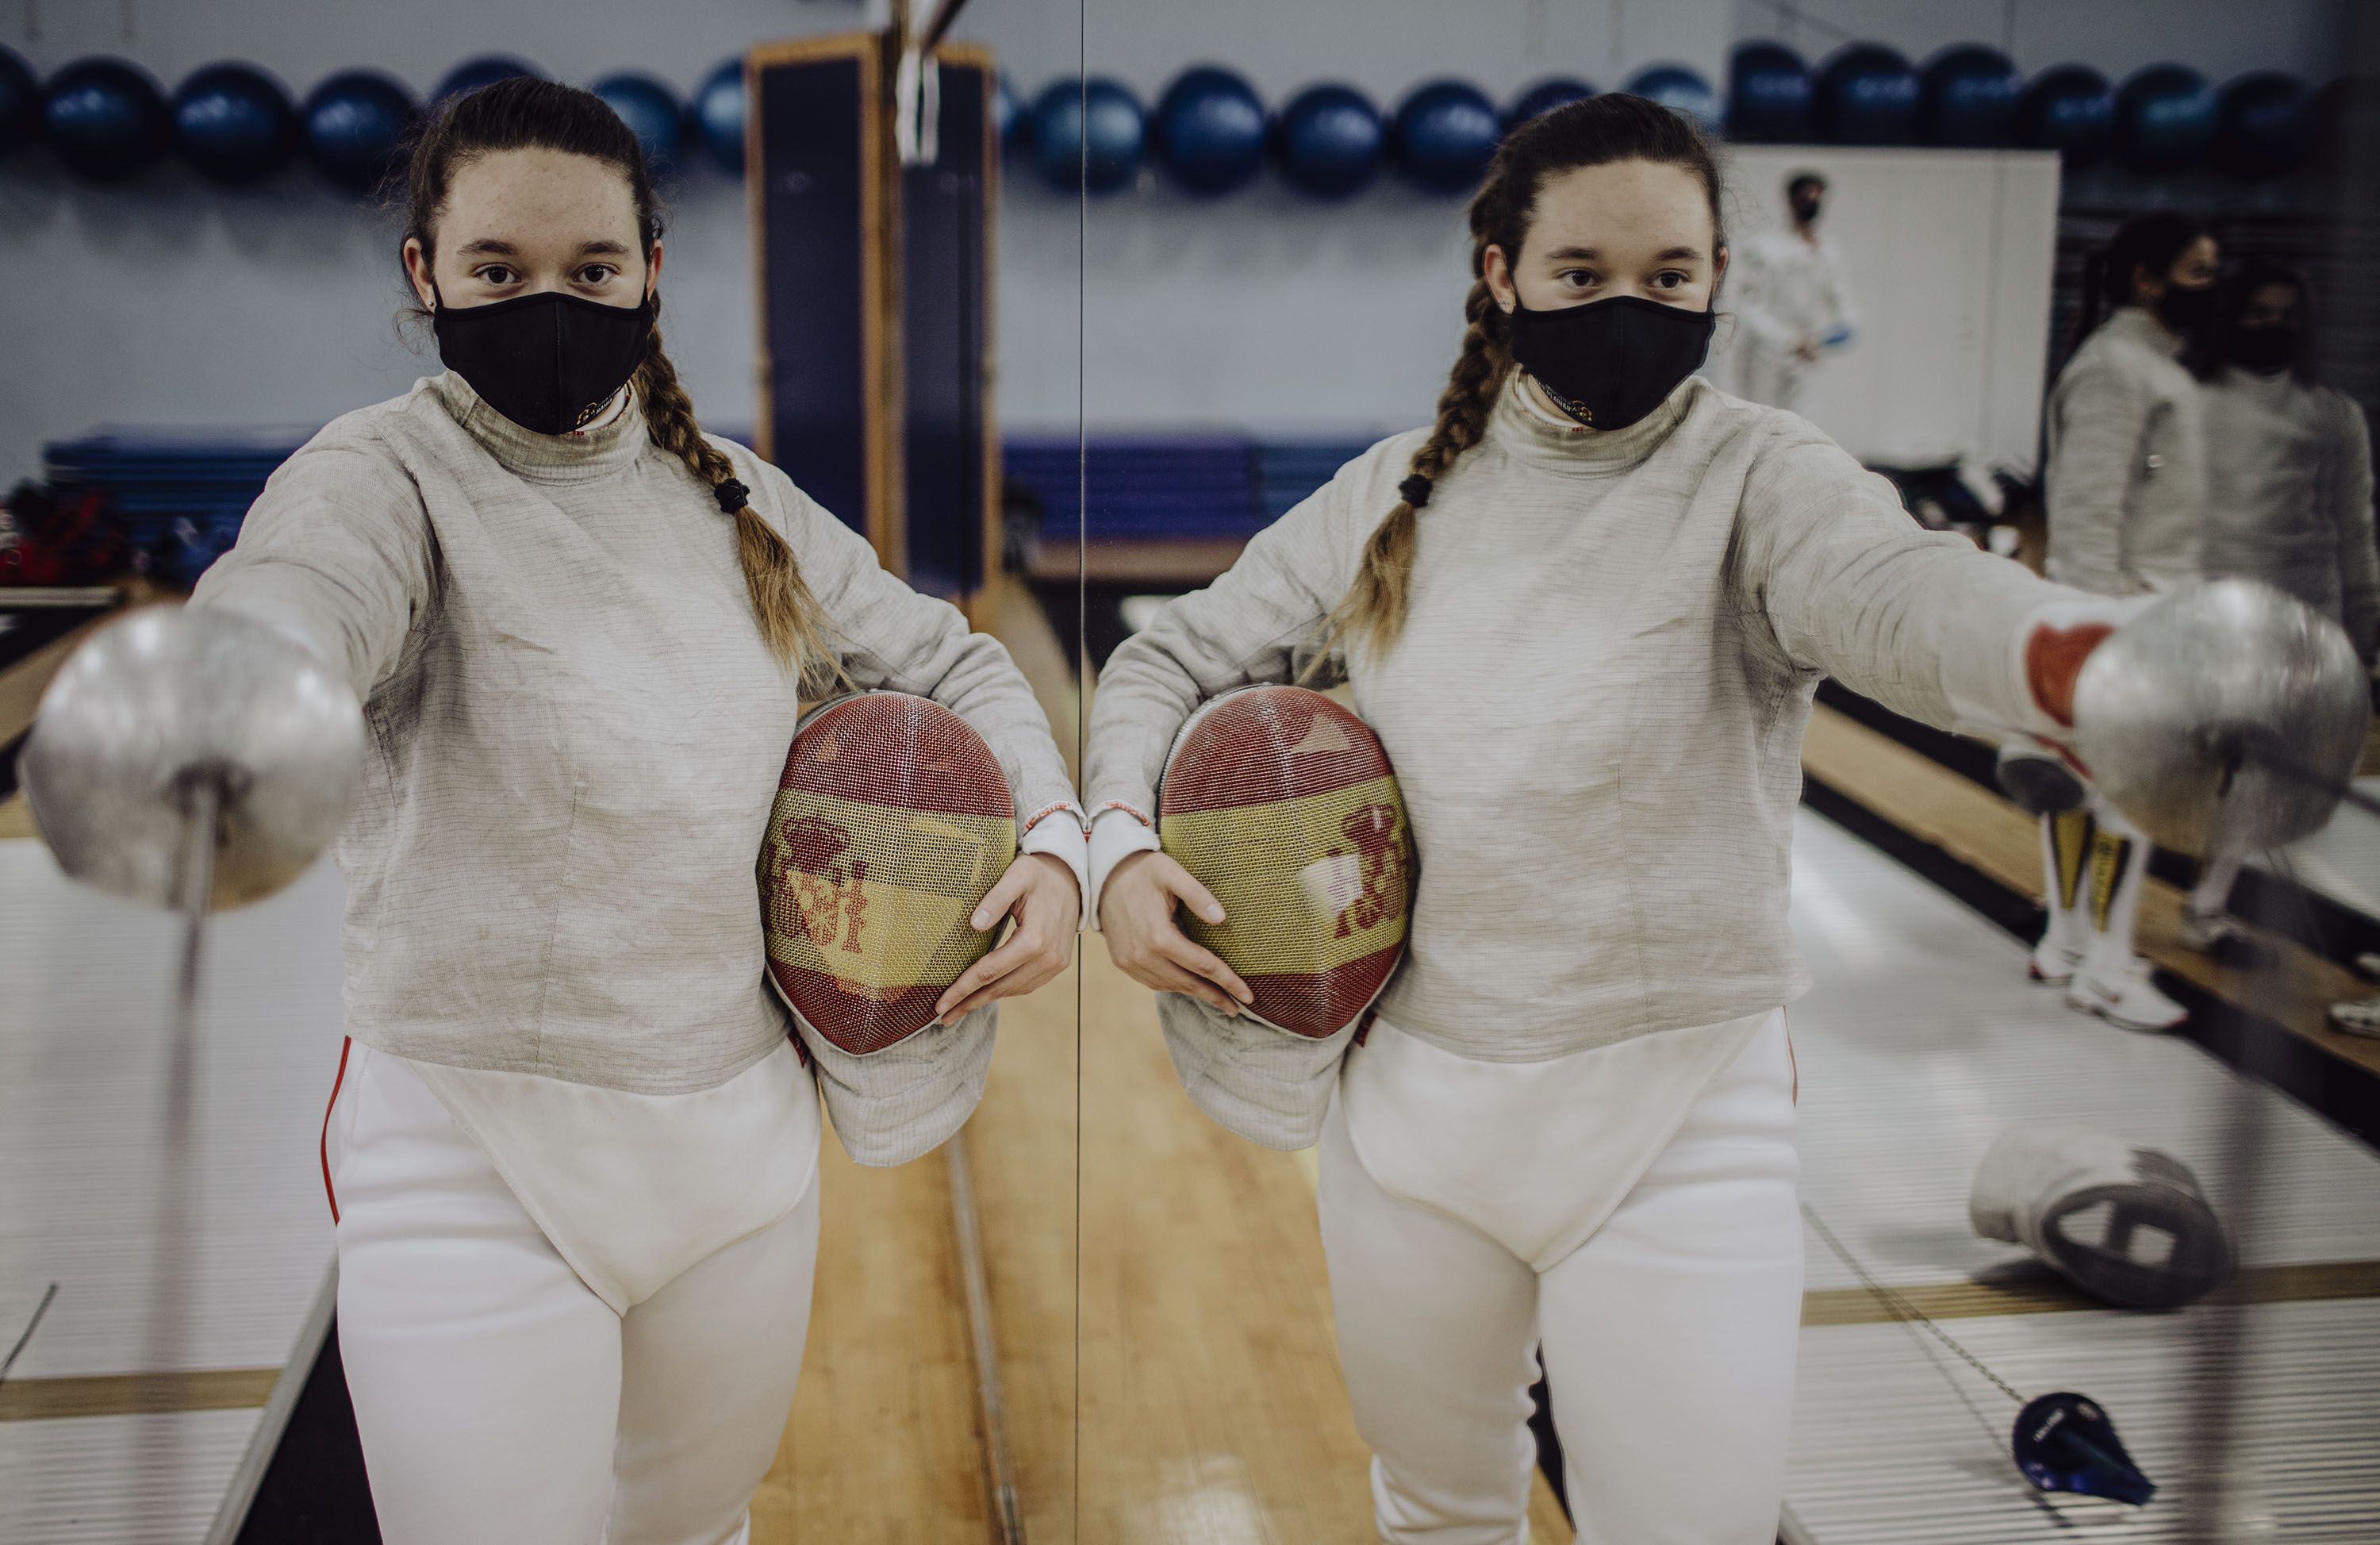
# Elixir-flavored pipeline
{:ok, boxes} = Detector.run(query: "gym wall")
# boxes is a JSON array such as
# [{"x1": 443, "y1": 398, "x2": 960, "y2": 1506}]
[{"x1": 0, "y1": 0, "x2": 2348, "y2": 482}]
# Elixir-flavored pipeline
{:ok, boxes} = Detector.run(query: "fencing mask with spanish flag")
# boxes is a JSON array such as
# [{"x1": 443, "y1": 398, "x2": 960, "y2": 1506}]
[
  {"x1": 1148, "y1": 685, "x2": 1415, "y2": 1150},
  {"x1": 758, "y1": 690, "x2": 1017, "y2": 1167}
]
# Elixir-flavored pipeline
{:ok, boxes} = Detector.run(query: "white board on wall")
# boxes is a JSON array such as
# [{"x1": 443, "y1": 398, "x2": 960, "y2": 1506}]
[{"x1": 1707, "y1": 146, "x2": 2062, "y2": 475}]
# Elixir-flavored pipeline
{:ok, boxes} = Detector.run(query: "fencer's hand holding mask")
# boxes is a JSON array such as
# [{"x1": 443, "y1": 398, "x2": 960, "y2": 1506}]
[
  {"x1": 433, "y1": 287, "x2": 654, "y2": 436},
  {"x1": 1507, "y1": 294, "x2": 1716, "y2": 430}
]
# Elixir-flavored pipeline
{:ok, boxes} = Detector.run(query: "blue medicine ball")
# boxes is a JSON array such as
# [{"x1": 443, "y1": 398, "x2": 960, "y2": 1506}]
[
  {"x1": 2020, "y1": 64, "x2": 2114, "y2": 163},
  {"x1": 2216, "y1": 71, "x2": 2312, "y2": 179},
  {"x1": 1919, "y1": 44, "x2": 2021, "y2": 147},
  {"x1": 43, "y1": 56, "x2": 171, "y2": 182},
  {"x1": 1505, "y1": 77, "x2": 1594, "y2": 134},
  {"x1": 1727, "y1": 42, "x2": 1811, "y2": 144},
  {"x1": 2115, "y1": 63, "x2": 2217, "y2": 173},
  {"x1": 1271, "y1": 83, "x2": 1383, "y2": 199},
  {"x1": 1624, "y1": 64, "x2": 1719, "y2": 130},
  {"x1": 1814, "y1": 44, "x2": 1919, "y2": 145},
  {"x1": 1028, "y1": 77, "x2": 1146, "y2": 194},
  {"x1": 436, "y1": 56, "x2": 542, "y2": 106},
  {"x1": 1153, "y1": 66, "x2": 1265, "y2": 195},
  {"x1": 0, "y1": 45, "x2": 38, "y2": 159},
  {"x1": 304, "y1": 71, "x2": 417, "y2": 194},
  {"x1": 591, "y1": 72, "x2": 681, "y2": 171},
  {"x1": 171, "y1": 63, "x2": 299, "y2": 185},
  {"x1": 689, "y1": 59, "x2": 744, "y2": 175},
  {"x1": 1391, "y1": 79, "x2": 1500, "y2": 194}
]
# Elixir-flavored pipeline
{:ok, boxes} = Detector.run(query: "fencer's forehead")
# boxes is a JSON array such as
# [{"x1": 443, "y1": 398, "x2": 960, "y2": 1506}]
[
  {"x1": 1519, "y1": 160, "x2": 1717, "y2": 266},
  {"x1": 430, "y1": 147, "x2": 646, "y2": 263}
]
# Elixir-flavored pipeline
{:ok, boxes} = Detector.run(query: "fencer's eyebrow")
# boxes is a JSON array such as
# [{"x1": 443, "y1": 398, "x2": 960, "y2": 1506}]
[
  {"x1": 455, "y1": 239, "x2": 520, "y2": 256},
  {"x1": 578, "y1": 240, "x2": 631, "y2": 256},
  {"x1": 1544, "y1": 245, "x2": 1600, "y2": 261},
  {"x1": 1653, "y1": 246, "x2": 1702, "y2": 262}
]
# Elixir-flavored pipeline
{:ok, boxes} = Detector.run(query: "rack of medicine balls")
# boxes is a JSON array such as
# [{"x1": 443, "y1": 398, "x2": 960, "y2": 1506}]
[{"x1": 0, "y1": 42, "x2": 2359, "y2": 198}]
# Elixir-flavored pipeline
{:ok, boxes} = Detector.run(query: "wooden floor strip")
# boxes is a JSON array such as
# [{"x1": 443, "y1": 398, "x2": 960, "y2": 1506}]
[
  {"x1": 1802, "y1": 1259, "x2": 2380, "y2": 1327},
  {"x1": 0, "y1": 1366, "x2": 280, "y2": 1422}
]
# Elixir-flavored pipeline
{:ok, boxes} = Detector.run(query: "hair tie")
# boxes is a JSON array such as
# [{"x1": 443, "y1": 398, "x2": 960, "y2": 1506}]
[
  {"x1": 712, "y1": 478, "x2": 750, "y2": 513},
  {"x1": 1399, "y1": 475, "x2": 1434, "y2": 509}
]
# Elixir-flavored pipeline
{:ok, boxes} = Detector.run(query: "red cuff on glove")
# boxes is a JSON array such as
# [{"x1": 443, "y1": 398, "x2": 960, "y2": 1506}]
[{"x1": 2025, "y1": 621, "x2": 2115, "y2": 729}]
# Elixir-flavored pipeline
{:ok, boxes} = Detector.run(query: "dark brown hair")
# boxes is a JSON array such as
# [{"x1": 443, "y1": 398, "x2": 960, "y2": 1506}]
[
  {"x1": 2190, "y1": 258, "x2": 2317, "y2": 386},
  {"x1": 401, "y1": 77, "x2": 834, "y2": 676},
  {"x1": 1318, "y1": 92, "x2": 1728, "y2": 661},
  {"x1": 2075, "y1": 209, "x2": 2211, "y2": 346}
]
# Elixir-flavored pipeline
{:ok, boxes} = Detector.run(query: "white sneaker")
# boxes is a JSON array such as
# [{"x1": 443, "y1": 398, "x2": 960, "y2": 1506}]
[
  {"x1": 2175, "y1": 905, "x2": 2270, "y2": 966},
  {"x1": 2329, "y1": 997, "x2": 2380, "y2": 1039},
  {"x1": 2029, "y1": 932, "x2": 2086, "y2": 986},
  {"x1": 2067, "y1": 958, "x2": 2189, "y2": 1032}
]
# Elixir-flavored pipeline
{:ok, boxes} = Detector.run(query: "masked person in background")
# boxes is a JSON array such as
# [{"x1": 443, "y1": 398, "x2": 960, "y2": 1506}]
[
  {"x1": 2018, "y1": 212, "x2": 2217, "y2": 1031},
  {"x1": 1087, "y1": 95, "x2": 2134, "y2": 1545},
  {"x1": 2186, "y1": 262, "x2": 2379, "y2": 975},
  {"x1": 1729, "y1": 170, "x2": 1856, "y2": 416},
  {"x1": 117, "y1": 79, "x2": 1083, "y2": 1543}
]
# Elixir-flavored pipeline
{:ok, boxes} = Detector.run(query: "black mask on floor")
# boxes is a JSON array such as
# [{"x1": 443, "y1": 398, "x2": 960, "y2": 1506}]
[
  {"x1": 432, "y1": 288, "x2": 654, "y2": 436},
  {"x1": 1507, "y1": 294, "x2": 1717, "y2": 431},
  {"x1": 2153, "y1": 282, "x2": 2217, "y2": 335},
  {"x1": 2228, "y1": 325, "x2": 2301, "y2": 376}
]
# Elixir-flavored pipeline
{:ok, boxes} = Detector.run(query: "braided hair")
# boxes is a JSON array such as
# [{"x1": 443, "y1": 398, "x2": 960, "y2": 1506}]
[
  {"x1": 401, "y1": 76, "x2": 835, "y2": 678},
  {"x1": 1318, "y1": 93, "x2": 1728, "y2": 662}
]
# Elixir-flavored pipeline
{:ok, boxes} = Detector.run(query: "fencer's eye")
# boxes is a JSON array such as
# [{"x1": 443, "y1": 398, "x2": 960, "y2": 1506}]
[
  {"x1": 473, "y1": 264, "x2": 516, "y2": 286},
  {"x1": 1557, "y1": 267, "x2": 1599, "y2": 290},
  {"x1": 576, "y1": 264, "x2": 619, "y2": 286},
  {"x1": 1652, "y1": 270, "x2": 1689, "y2": 290}
]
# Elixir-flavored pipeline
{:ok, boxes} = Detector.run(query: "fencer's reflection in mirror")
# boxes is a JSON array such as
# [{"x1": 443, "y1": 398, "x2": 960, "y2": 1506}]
[{"x1": 1081, "y1": 92, "x2": 2309, "y2": 1541}]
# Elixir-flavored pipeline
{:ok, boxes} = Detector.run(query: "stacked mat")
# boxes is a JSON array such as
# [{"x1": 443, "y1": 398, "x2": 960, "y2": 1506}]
[
  {"x1": 44, "y1": 427, "x2": 311, "y2": 587},
  {"x1": 1003, "y1": 435, "x2": 1380, "y2": 544}
]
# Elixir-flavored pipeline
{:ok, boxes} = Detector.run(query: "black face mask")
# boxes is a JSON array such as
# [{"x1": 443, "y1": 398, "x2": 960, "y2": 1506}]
[
  {"x1": 1791, "y1": 195, "x2": 1822, "y2": 225},
  {"x1": 2154, "y1": 282, "x2": 2217, "y2": 335},
  {"x1": 2229, "y1": 325, "x2": 2301, "y2": 376},
  {"x1": 1507, "y1": 294, "x2": 1717, "y2": 431},
  {"x1": 432, "y1": 288, "x2": 654, "y2": 436}
]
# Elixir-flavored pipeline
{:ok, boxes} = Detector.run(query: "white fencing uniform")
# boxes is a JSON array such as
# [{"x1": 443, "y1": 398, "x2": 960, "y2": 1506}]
[
  {"x1": 1321, "y1": 1013, "x2": 1802, "y2": 1544},
  {"x1": 324, "y1": 1043, "x2": 821, "y2": 1545},
  {"x1": 1730, "y1": 226, "x2": 1857, "y2": 417}
]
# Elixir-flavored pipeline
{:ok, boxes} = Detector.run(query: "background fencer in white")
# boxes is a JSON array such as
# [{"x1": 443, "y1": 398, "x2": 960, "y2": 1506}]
[
  {"x1": 1729, "y1": 170, "x2": 1856, "y2": 416},
  {"x1": 187, "y1": 81, "x2": 1084, "y2": 1543},
  {"x1": 1089, "y1": 95, "x2": 2124, "y2": 1545}
]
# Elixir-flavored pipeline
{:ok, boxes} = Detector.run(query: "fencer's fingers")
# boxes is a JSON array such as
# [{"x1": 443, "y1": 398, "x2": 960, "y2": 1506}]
[
  {"x1": 1135, "y1": 955, "x2": 1242, "y2": 1016},
  {"x1": 937, "y1": 909, "x2": 1074, "y2": 1018},
  {"x1": 1154, "y1": 856, "x2": 1226, "y2": 925},
  {"x1": 937, "y1": 934, "x2": 1029, "y2": 1018},
  {"x1": 969, "y1": 859, "x2": 1033, "y2": 931},
  {"x1": 939, "y1": 956, "x2": 1041, "y2": 1020},
  {"x1": 1153, "y1": 924, "x2": 1253, "y2": 1005}
]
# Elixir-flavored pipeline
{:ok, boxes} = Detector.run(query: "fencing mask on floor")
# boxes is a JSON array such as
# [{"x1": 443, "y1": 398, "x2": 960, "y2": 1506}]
[{"x1": 1970, "y1": 1124, "x2": 2233, "y2": 1309}]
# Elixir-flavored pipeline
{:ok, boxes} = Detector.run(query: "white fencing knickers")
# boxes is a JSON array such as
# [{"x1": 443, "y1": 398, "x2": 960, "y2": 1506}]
[
  {"x1": 325, "y1": 1044, "x2": 822, "y2": 1545},
  {"x1": 1318, "y1": 1013, "x2": 1802, "y2": 1545}
]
